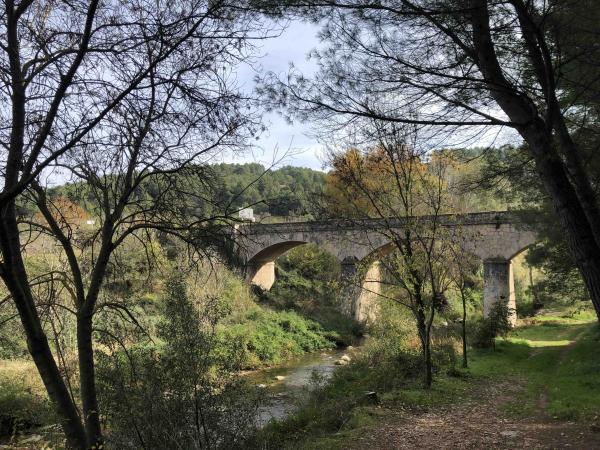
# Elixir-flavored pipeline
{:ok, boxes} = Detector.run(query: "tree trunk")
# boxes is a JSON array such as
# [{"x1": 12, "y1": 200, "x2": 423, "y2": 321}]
[
  {"x1": 471, "y1": 0, "x2": 600, "y2": 321},
  {"x1": 461, "y1": 287, "x2": 468, "y2": 368},
  {"x1": 0, "y1": 202, "x2": 87, "y2": 449},
  {"x1": 529, "y1": 266, "x2": 542, "y2": 310},
  {"x1": 415, "y1": 304, "x2": 433, "y2": 388},
  {"x1": 523, "y1": 124, "x2": 600, "y2": 322},
  {"x1": 423, "y1": 329, "x2": 433, "y2": 388},
  {"x1": 77, "y1": 314, "x2": 103, "y2": 447}
]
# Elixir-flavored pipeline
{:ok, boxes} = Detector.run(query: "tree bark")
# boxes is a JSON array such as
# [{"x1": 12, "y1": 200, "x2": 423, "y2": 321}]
[
  {"x1": 461, "y1": 287, "x2": 468, "y2": 368},
  {"x1": 415, "y1": 302, "x2": 433, "y2": 388},
  {"x1": 0, "y1": 202, "x2": 87, "y2": 449},
  {"x1": 422, "y1": 327, "x2": 433, "y2": 388},
  {"x1": 471, "y1": 0, "x2": 600, "y2": 321},
  {"x1": 77, "y1": 314, "x2": 102, "y2": 448},
  {"x1": 76, "y1": 223, "x2": 114, "y2": 447}
]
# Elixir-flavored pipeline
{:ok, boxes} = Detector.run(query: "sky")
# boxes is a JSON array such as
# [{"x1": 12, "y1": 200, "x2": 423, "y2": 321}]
[
  {"x1": 224, "y1": 21, "x2": 326, "y2": 171},
  {"x1": 40, "y1": 21, "x2": 325, "y2": 188},
  {"x1": 221, "y1": 20, "x2": 518, "y2": 173}
]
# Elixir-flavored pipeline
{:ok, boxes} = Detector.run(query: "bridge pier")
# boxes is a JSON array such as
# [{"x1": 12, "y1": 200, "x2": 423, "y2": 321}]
[
  {"x1": 483, "y1": 259, "x2": 517, "y2": 326},
  {"x1": 340, "y1": 259, "x2": 381, "y2": 322},
  {"x1": 247, "y1": 261, "x2": 276, "y2": 291},
  {"x1": 340, "y1": 260, "x2": 360, "y2": 319}
]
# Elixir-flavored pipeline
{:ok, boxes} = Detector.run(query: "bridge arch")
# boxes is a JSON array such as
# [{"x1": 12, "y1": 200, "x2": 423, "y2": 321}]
[
  {"x1": 244, "y1": 235, "x2": 343, "y2": 290},
  {"x1": 246, "y1": 241, "x2": 307, "y2": 290}
]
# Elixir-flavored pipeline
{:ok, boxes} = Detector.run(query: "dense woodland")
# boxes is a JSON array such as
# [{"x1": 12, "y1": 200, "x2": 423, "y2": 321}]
[
  {"x1": 0, "y1": 0, "x2": 599, "y2": 449},
  {"x1": 46, "y1": 164, "x2": 326, "y2": 221}
]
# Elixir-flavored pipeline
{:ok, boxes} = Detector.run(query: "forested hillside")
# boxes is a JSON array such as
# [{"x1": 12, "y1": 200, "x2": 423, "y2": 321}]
[
  {"x1": 48, "y1": 164, "x2": 326, "y2": 221},
  {"x1": 41, "y1": 151, "x2": 525, "y2": 223},
  {"x1": 210, "y1": 164, "x2": 326, "y2": 217}
]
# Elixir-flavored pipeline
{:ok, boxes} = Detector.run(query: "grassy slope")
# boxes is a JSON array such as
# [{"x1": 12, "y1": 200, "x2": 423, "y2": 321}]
[
  {"x1": 212, "y1": 269, "x2": 358, "y2": 369},
  {"x1": 469, "y1": 310, "x2": 600, "y2": 420},
  {"x1": 0, "y1": 269, "x2": 357, "y2": 439},
  {"x1": 256, "y1": 310, "x2": 600, "y2": 449},
  {"x1": 0, "y1": 360, "x2": 54, "y2": 438}
]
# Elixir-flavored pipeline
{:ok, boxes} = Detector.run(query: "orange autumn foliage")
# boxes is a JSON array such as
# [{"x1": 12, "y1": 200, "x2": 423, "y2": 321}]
[{"x1": 325, "y1": 145, "x2": 450, "y2": 218}]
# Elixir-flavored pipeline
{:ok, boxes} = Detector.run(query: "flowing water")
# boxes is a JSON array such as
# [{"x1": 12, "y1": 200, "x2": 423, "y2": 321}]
[{"x1": 246, "y1": 348, "x2": 349, "y2": 426}]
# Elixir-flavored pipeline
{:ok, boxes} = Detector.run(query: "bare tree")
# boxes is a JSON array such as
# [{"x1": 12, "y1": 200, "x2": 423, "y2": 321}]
[
  {"x1": 0, "y1": 1, "x2": 272, "y2": 447},
  {"x1": 447, "y1": 242, "x2": 480, "y2": 368},
  {"x1": 257, "y1": 0, "x2": 600, "y2": 321},
  {"x1": 325, "y1": 123, "x2": 455, "y2": 387}
]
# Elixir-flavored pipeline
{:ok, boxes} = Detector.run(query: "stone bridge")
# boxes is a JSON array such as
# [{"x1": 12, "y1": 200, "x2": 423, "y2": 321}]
[{"x1": 233, "y1": 211, "x2": 537, "y2": 323}]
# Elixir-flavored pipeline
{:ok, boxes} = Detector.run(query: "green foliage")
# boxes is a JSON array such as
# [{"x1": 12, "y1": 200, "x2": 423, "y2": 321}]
[
  {"x1": 525, "y1": 235, "x2": 589, "y2": 307},
  {"x1": 210, "y1": 163, "x2": 325, "y2": 217},
  {"x1": 442, "y1": 147, "x2": 515, "y2": 213},
  {"x1": 219, "y1": 309, "x2": 337, "y2": 368},
  {"x1": 182, "y1": 262, "x2": 350, "y2": 369},
  {"x1": 98, "y1": 276, "x2": 261, "y2": 449},
  {"x1": 473, "y1": 300, "x2": 513, "y2": 349},
  {"x1": 50, "y1": 163, "x2": 326, "y2": 220},
  {"x1": 278, "y1": 244, "x2": 341, "y2": 289},
  {"x1": 261, "y1": 244, "x2": 362, "y2": 346},
  {"x1": 0, "y1": 313, "x2": 28, "y2": 359},
  {"x1": 365, "y1": 300, "x2": 417, "y2": 364},
  {"x1": 0, "y1": 364, "x2": 54, "y2": 438}
]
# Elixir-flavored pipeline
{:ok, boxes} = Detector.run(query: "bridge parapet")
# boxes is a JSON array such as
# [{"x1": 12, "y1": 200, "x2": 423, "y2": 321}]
[
  {"x1": 238, "y1": 210, "x2": 530, "y2": 236},
  {"x1": 236, "y1": 210, "x2": 536, "y2": 262}
]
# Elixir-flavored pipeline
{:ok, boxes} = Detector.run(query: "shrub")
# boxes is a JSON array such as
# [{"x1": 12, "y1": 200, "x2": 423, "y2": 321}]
[
  {"x1": 0, "y1": 309, "x2": 28, "y2": 359},
  {"x1": 218, "y1": 309, "x2": 338, "y2": 368},
  {"x1": 258, "y1": 244, "x2": 362, "y2": 345},
  {"x1": 98, "y1": 276, "x2": 262, "y2": 449},
  {"x1": 473, "y1": 300, "x2": 513, "y2": 349},
  {"x1": 0, "y1": 363, "x2": 54, "y2": 438}
]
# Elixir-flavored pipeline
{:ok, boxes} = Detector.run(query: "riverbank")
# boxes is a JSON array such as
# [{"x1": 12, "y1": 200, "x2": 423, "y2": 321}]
[
  {"x1": 0, "y1": 314, "x2": 356, "y2": 448},
  {"x1": 0, "y1": 259, "x2": 362, "y2": 447},
  {"x1": 250, "y1": 311, "x2": 600, "y2": 449},
  {"x1": 247, "y1": 347, "x2": 353, "y2": 425}
]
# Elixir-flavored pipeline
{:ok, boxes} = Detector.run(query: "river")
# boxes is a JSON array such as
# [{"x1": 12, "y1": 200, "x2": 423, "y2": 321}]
[{"x1": 246, "y1": 347, "x2": 350, "y2": 426}]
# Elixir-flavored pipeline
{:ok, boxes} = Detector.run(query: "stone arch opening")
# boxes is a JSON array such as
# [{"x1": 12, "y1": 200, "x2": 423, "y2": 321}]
[
  {"x1": 246, "y1": 241, "x2": 308, "y2": 290},
  {"x1": 356, "y1": 238, "x2": 539, "y2": 326},
  {"x1": 339, "y1": 241, "x2": 396, "y2": 322},
  {"x1": 247, "y1": 241, "x2": 346, "y2": 323},
  {"x1": 508, "y1": 243, "x2": 535, "y2": 262}
]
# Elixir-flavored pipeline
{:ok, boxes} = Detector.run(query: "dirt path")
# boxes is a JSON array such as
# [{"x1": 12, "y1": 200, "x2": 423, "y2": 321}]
[
  {"x1": 351, "y1": 325, "x2": 600, "y2": 450},
  {"x1": 350, "y1": 380, "x2": 600, "y2": 449}
]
